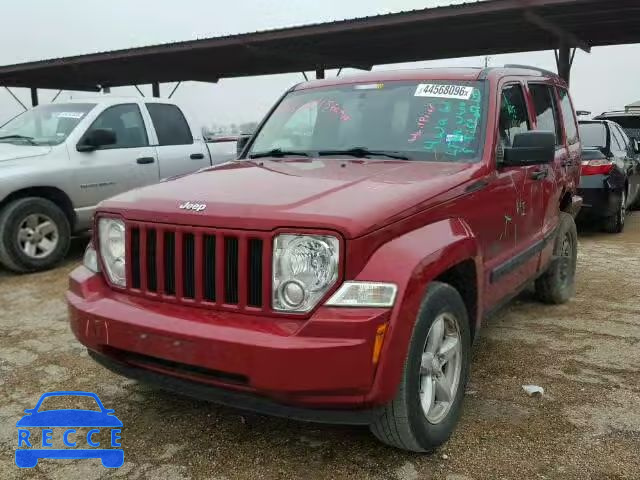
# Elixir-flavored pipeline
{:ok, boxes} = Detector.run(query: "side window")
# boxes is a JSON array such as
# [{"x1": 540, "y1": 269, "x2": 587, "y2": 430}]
[
  {"x1": 499, "y1": 84, "x2": 530, "y2": 147},
  {"x1": 528, "y1": 84, "x2": 562, "y2": 145},
  {"x1": 613, "y1": 124, "x2": 631, "y2": 152},
  {"x1": 90, "y1": 104, "x2": 148, "y2": 149},
  {"x1": 557, "y1": 88, "x2": 579, "y2": 145},
  {"x1": 610, "y1": 124, "x2": 626, "y2": 153},
  {"x1": 146, "y1": 103, "x2": 193, "y2": 146}
]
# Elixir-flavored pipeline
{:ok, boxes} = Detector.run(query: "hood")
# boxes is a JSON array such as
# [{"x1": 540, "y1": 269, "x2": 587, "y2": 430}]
[
  {"x1": 101, "y1": 158, "x2": 478, "y2": 238},
  {"x1": 0, "y1": 143, "x2": 52, "y2": 162}
]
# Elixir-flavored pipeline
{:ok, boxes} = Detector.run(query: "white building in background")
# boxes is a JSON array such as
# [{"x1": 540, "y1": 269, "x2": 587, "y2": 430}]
[{"x1": 625, "y1": 100, "x2": 640, "y2": 112}]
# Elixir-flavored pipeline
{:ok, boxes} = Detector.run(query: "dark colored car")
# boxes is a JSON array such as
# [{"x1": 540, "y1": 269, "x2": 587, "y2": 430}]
[
  {"x1": 68, "y1": 66, "x2": 582, "y2": 452},
  {"x1": 577, "y1": 120, "x2": 640, "y2": 232},
  {"x1": 595, "y1": 110, "x2": 640, "y2": 143}
]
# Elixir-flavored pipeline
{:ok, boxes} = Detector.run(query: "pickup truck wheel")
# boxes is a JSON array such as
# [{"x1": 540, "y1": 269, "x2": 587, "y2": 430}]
[
  {"x1": 370, "y1": 282, "x2": 470, "y2": 452},
  {"x1": 534, "y1": 212, "x2": 577, "y2": 304},
  {"x1": 0, "y1": 197, "x2": 71, "y2": 273},
  {"x1": 603, "y1": 189, "x2": 626, "y2": 233}
]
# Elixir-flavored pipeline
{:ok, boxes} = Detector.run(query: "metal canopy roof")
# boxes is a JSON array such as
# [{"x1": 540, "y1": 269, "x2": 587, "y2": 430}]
[{"x1": 0, "y1": 0, "x2": 638, "y2": 91}]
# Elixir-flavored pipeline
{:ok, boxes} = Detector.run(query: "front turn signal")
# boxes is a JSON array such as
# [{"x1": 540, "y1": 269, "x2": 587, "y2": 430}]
[{"x1": 372, "y1": 323, "x2": 388, "y2": 365}]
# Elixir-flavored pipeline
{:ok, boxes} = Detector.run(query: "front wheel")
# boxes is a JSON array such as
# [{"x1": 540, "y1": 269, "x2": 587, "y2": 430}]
[
  {"x1": 0, "y1": 197, "x2": 71, "y2": 273},
  {"x1": 370, "y1": 282, "x2": 471, "y2": 452}
]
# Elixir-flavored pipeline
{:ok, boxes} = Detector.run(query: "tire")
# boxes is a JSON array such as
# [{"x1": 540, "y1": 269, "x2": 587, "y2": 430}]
[
  {"x1": 534, "y1": 212, "x2": 578, "y2": 304},
  {"x1": 370, "y1": 282, "x2": 471, "y2": 452},
  {"x1": 630, "y1": 187, "x2": 640, "y2": 211},
  {"x1": 0, "y1": 197, "x2": 71, "y2": 273},
  {"x1": 603, "y1": 188, "x2": 626, "y2": 234}
]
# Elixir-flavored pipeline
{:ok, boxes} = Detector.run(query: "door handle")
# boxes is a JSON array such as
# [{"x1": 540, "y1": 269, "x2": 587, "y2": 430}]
[
  {"x1": 190, "y1": 153, "x2": 205, "y2": 160},
  {"x1": 136, "y1": 157, "x2": 155, "y2": 164},
  {"x1": 531, "y1": 169, "x2": 547, "y2": 180}
]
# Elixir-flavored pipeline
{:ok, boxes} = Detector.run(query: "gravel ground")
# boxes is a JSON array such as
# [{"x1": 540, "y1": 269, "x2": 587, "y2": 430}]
[{"x1": 0, "y1": 216, "x2": 639, "y2": 480}]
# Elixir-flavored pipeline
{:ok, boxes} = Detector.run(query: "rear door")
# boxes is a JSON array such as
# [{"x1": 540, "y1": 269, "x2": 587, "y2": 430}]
[
  {"x1": 556, "y1": 87, "x2": 582, "y2": 195},
  {"x1": 527, "y1": 83, "x2": 564, "y2": 239},
  {"x1": 144, "y1": 103, "x2": 210, "y2": 179}
]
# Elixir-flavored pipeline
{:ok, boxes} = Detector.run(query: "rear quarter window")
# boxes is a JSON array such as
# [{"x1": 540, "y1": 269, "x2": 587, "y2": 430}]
[
  {"x1": 558, "y1": 88, "x2": 579, "y2": 145},
  {"x1": 146, "y1": 103, "x2": 193, "y2": 146}
]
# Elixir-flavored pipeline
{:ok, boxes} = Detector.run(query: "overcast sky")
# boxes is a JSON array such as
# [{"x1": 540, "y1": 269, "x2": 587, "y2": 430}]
[{"x1": 1, "y1": 0, "x2": 639, "y2": 128}]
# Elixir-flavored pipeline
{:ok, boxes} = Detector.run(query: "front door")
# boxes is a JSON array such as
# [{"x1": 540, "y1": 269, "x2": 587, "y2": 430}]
[
  {"x1": 481, "y1": 82, "x2": 546, "y2": 310},
  {"x1": 72, "y1": 103, "x2": 159, "y2": 210}
]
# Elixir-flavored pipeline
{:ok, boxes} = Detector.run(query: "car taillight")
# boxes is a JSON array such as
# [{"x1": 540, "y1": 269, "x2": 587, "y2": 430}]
[{"x1": 581, "y1": 159, "x2": 614, "y2": 176}]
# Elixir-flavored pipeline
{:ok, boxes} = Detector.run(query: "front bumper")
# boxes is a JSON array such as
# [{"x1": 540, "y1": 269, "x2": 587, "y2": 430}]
[
  {"x1": 89, "y1": 350, "x2": 380, "y2": 424},
  {"x1": 67, "y1": 266, "x2": 391, "y2": 415}
]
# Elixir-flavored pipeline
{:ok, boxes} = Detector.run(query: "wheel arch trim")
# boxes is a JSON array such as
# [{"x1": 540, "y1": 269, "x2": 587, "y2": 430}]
[{"x1": 354, "y1": 218, "x2": 482, "y2": 406}]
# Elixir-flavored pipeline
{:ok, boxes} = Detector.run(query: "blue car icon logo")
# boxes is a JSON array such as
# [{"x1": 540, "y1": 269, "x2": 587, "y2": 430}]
[{"x1": 15, "y1": 391, "x2": 123, "y2": 468}]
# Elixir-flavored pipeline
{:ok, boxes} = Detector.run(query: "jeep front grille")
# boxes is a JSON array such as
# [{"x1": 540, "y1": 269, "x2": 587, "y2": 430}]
[{"x1": 124, "y1": 222, "x2": 269, "y2": 312}]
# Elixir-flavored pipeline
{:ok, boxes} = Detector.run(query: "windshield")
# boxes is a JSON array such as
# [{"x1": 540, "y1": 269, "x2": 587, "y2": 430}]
[
  {"x1": 578, "y1": 122, "x2": 607, "y2": 149},
  {"x1": 249, "y1": 81, "x2": 486, "y2": 162},
  {"x1": 0, "y1": 103, "x2": 96, "y2": 146}
]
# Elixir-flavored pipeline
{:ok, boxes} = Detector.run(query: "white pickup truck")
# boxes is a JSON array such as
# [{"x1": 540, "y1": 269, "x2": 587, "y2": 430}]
[{"x1": 0, "y1": 97, "x2": 237, "y2": 272}]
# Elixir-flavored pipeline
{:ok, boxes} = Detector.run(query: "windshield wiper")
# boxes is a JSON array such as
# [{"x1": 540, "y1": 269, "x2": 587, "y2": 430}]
[
  {"x1": 249, "y1": 148, "x2": 310, "y2": 159},
  {"x1": 317, "y1": 147, "x2": 409, "y2": 160},
  {"x1": 0, "y1": 134, "x2": 37, "y2": 145}
]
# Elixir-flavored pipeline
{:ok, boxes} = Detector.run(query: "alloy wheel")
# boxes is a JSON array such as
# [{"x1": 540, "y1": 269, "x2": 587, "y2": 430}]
[
  {"x1": 419, "y1": 313, "x2": 462, "y2": 424},
  {"x1": 17, "y1": 214, "x2": 59, "y2": 259}
]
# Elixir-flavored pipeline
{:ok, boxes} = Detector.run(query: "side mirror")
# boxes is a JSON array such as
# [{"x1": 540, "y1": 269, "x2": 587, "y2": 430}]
[
  {"x1": 236, "y1": 134, "x2": 252, "y2": 158},
  {"x1": 503, "y1": 131, "x2": 555, "y2": 166},
  {"x1": 77, "y1": 128, "x2": 117, "y2": 152}
]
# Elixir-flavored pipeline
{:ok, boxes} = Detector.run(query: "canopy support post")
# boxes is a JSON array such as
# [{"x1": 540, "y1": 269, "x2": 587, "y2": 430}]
[
  {"x1": 152, "y1": 82, "x2": 160, "y2": 98},
  {"x1": 30, "y1": 88, "x2": 39, "y2": 107},
  {"x1": 556, "y1": 42, "x2": 572, "y2": 84},
  {"x1": 315, "y1": 68, "x2": 325, "y2": 79}
]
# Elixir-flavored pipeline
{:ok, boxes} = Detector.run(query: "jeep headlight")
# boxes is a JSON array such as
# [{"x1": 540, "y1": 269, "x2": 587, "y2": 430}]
[
  {"x1": 272, "y1": 234, "x2": 339, "y2": 312},
  {"x1": 98, "y1": 218, "x2": 126, "y2": 287}
]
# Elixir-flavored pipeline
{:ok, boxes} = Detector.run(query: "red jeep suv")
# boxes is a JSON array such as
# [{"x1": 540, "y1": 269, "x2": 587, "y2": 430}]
[{"x1": 68, "y1": 66, "x2": 582, "y2": 452}]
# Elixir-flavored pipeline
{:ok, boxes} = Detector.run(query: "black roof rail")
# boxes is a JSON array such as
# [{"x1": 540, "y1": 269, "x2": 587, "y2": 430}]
[
  {"x1": 503, "y1": 64, "x2": 559, "y2": 77},
  {"x1": 599, "y1": 110, "x2": 634, "y2": 115}
]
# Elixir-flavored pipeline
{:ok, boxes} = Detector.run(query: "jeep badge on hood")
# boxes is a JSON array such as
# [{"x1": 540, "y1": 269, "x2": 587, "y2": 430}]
[{"x1": 179, "y1": 201, "x2": 206, "y2": 212}]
